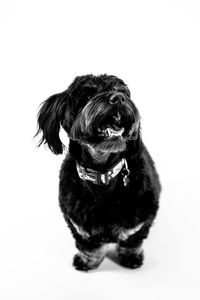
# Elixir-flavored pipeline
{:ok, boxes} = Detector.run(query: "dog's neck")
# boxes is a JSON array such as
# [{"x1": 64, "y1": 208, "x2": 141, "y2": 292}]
[
  {"x1": 69, "y1": 141, "x2": 122, "y2": 171},
  {"x1": 85, "y1": 145, "x2": 111, "y2": 165},
  {"x1": 82, "y1": 145, "x2": 122, "y2": 171}
]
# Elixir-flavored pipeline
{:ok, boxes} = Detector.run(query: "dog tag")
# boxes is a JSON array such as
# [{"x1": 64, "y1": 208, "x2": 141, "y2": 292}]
[
  {"x1": 122, "y1": 160, "x2": 130, "y2": 187},
  {"x1": 123, "y1": 173, "x2": 130, "y2": 186}
]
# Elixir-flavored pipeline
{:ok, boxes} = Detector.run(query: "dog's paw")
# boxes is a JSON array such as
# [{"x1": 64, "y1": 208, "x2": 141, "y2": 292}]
[
  {"x1": 73, "y1": 253, "x2": 91, "y2": 271},
  {"x1": 73, "y1": 253, "x2": 102, "y2": 272},
  {"x1": 118, "y1": 250, "x2": 144, "y2": 269}
]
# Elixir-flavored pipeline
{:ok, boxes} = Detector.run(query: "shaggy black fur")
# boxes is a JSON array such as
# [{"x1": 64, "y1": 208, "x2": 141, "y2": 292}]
[{"x1": 36, "y1": 74, "x2": 161, "y2": 271}]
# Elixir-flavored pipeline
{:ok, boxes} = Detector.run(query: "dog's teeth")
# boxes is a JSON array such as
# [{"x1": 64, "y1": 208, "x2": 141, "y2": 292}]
[
  {"x1": 104, "y1": 127, "x2": 124, "y2": 138},
  {"x1": 106, "y1": 128, "x2": 111, "y2": 137}
]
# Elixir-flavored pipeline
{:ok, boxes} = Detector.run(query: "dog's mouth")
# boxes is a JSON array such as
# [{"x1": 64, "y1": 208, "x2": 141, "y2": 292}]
[
  {"x1": 98, "y1": 126, "x2": 125, "y2": 139},
  {"x1": 96, "y1": 112, "x2": 135, "y2": 140},
  {"x1": 96, "y1": 112, "x2": 129, "y2": 139}
]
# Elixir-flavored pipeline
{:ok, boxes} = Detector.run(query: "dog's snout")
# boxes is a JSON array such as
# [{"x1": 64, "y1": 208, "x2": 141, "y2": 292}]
[{"x1": 109, "y1": 93, "x2": 126, "y2": 105}]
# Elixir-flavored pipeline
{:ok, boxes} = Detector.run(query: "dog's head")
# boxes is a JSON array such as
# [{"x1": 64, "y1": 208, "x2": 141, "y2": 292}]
[{"x1": 36, "y1": 74, "x2": 140, "y2": 155}]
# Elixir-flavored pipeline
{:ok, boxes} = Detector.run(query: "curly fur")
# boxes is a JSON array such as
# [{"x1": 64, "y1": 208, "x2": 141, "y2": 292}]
[{"x1": 36, "y1": 74, "x2": 161, "y2": 271}]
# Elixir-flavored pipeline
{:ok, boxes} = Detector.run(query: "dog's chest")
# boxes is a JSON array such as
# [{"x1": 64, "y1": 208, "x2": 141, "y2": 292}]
[{"x1": 70, "y1": 218, "x2": 143, "y2": 242}]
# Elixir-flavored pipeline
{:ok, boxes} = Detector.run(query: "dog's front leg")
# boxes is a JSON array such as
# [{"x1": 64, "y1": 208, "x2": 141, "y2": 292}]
[
  {"x1": 68, "y1": 218, "x2": 106, "y2": 271},
  {"x1": 73, "y1": 240, "x2": 106, "y2": 271},
  {"x1": 117, "y1": 222, "x2": 151, "y2": 269}
]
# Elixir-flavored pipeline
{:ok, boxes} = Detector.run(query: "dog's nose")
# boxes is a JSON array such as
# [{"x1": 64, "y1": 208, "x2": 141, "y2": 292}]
[{"x1": 109, "y1": 93, "x2": 126, "y2": 105}]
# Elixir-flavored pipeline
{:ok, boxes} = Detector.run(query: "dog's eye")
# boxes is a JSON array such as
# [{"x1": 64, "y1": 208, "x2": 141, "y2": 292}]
[{"x1": 83, "y1": 86, "x2": 97, "y2": 100}]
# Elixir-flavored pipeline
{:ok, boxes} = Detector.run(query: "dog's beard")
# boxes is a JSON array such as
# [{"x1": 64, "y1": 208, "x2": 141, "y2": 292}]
[{"x1": 68, "y1": 95, "x2": 139, "y2": 153}]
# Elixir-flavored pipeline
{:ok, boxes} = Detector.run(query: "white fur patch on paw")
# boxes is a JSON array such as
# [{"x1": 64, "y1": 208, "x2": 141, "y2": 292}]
[{"x1": 77, "y1": 244, "x2": 112, "y2": 268}]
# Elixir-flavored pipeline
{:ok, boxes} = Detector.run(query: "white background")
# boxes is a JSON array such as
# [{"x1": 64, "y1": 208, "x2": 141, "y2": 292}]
[{"x1": 1, "y1": 0, "x2": 200, "y2": 299}]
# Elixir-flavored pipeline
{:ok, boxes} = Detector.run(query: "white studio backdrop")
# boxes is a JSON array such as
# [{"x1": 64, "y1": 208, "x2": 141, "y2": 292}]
[{"x1": 0, "y1": 0, "x2": 200, "y2": 299}]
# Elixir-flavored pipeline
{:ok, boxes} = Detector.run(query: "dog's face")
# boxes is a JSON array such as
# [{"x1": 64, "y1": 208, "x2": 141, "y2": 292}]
[{"x1": 36, "y1": 74, "x2": 140, "y2": 154}]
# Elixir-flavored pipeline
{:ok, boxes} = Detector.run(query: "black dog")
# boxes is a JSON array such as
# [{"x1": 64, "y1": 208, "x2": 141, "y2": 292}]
[{"x1": 36, "y1": 74, "x2": 161, "y2": 271}]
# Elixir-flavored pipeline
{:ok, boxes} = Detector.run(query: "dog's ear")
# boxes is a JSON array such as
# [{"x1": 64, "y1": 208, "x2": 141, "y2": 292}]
[
  {"x1": 35, "y1": 92, "x2": 66, "y2": 154},
  {"x1": 128, "y1": 106, "x2": 141, "y2": 141},
  {"x1": 126, "y1": 129, "x2": 142, "y2": 158},
  {"x1": 132, "y1": 119, "x2": 141, "y2": 140},
  {"x1": 126, "y1": 115, "x2": 142, "y2": 158}
]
